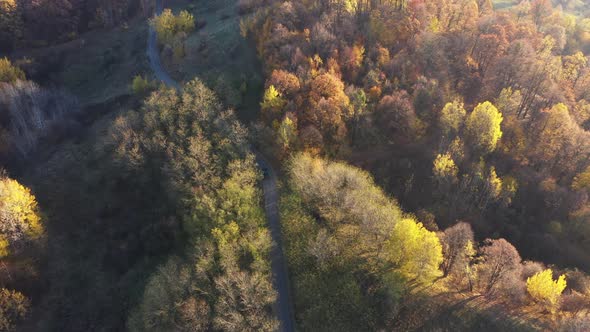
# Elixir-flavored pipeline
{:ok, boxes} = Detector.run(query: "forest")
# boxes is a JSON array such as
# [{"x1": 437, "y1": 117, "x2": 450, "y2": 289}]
[{"x1": 1, "y1": 0, "x2": 590, "y2": 331}]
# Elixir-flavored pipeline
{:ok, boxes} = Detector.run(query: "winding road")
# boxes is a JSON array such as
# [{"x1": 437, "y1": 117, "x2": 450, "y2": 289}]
[{"x1": 148, "y1": 2, "x2": 295, "y2": 331}]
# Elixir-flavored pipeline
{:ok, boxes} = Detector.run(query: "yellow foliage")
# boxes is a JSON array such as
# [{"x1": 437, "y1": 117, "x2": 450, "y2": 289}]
[
  {"x1": 131, "y1": 75, "x2": 154, "y2": 95},
  {"x1": 433, "y1": 153, "x2": 458, "y2": 180},
  {"x1": 572, "y1": 165, "x2": 590, "y2": 191},
  {"x1": 260, "y1": 85, "x2": 286, "y2": 116},
  {"x1": 526, "y1": 269, "x2": 567, "y2": 309},
  {"x1": 0, "y1": 177, "x2": 43, "y2": 243},
  {"x1": 440, "y1": 100, "x2": 466, "y2": 136},
  {"x1": 0, "y1": 57, "x2": 25, "y2": 83},
  {"x1": 465, "y1": 101, "x2": 503, "y2": 154},
  {"x1": 487, "y1": 167, "x2": 502, "y2": 200},
  {"x1": 212, "y1": 221, "x2": 240, "y2": 250},
  {"x1": 0, "y1": 236, "x2": 8, "y2": 258},
  {"x1": 277, "y1": 116, "x2": 297, "y2": 151},
  {"x1": 150, "y1": 9, "x2": 194, "y2": 45},
  {"x1": 387, "y1": 218, "x2": 443, "y2": 284}
]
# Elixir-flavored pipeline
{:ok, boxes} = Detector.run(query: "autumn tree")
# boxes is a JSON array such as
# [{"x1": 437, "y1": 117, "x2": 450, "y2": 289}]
[
  {"x1": 526, "y1": 269, "x2": 567, "y2": 311},
  {"x1": 277, "y1": 114, "x2": 298, "y2": 153},
  {"x1": 433, "y1": 152, "x2": 459, "y2": 199},
  {"x1": 0, "y1": 58, "x2": 25, "y2": 83},
  {"x1": 303, "y1": 72, "x2": 351, "y2": 143},
  {"x1": 0, "y1": 288, "x2": 29, "y2": 331},
  {"x1": 150, "y1": 9, "x2": 195, "y2": 46},
  {"x1": 268, "y1": 70, "x2": 300, "y2": 97},
  {"x1": 465, "y1": 101, "x2": 503, "y2": 154},
  {"x1": 260, "y1": 85, "x2": 286, "y2": 121},
  {"x1": 433, "y1": 153, "x2": 458, "y2": 181},
  {"x1": 475, "y1": 238, "x2": 522, "y2": 296},
  {"x1": 387, "y1": 217, "x2": 443, "y2": 285},
  {"x1": 376, "y1": 91, "x2": 421, "y2": 142},
  {"x1": 0, "y1": 175, "x2": 42, "y2": 253},
  {"x1": 439, "y1": 99, "x2": 466, "y2": 137},
  {"x1": 440, "y1": 222, "x2": 474, "y2": 277}
]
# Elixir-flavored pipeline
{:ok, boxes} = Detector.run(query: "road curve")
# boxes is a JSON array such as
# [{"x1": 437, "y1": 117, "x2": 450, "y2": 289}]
[
  {"x1": 148, "y1": 0, "x2": 180, "y2": 89},
  {"x1": 147, "y1": 2, "x2": 295, "y2": 331}
]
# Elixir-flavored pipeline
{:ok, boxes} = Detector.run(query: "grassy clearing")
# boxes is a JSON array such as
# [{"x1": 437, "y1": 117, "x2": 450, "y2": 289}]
[
  {"x1": 10, "y1": 16, "x2": 150, "y2": 106},
  {"x1": 161, "y1": 0, "x2": 264, "y2": 122}
]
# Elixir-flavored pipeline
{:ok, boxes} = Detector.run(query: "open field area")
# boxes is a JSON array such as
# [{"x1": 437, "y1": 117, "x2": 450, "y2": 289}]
[
  {"x1": 160, "y1": 0, "x2": 264, "y2": 122},
  {"x1": 8, "y1": 17, "x2": 150, "y2": 107}
]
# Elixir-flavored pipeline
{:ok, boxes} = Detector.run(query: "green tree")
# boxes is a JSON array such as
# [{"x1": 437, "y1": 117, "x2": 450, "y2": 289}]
[
  {"x1": 526, "y1": 269, "x2": 567, "y2": 310},
  {"x1": 130, "y1": 75, "x2": 155, "y2": 95},
  {"x1": 465, "y1": 101, "x2": 503, "y2": 154}
]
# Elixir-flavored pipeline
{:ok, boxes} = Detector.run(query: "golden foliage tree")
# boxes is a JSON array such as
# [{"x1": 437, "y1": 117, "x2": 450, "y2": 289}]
[
  {"x1": 150, "y1": 9, "x2": 194, "y2": 45},
  {"x1": 0, "y1": 58, "x2": 25, "y2": 83},
  {"x1": 433, "y1": 153, "x2": 458, "y2": 180},
  {"x1": 0, "y1": 176, "x2": 42, "y2": 252},
  {"x1": 439, "y1": 100, "x2": 466, "y2": 136},
  {"x1": 465, "y1": 101, "x2": 503, "y2": 154},
  {"x1": 526, "y1": 269, "x2": 567, "y2": 310},
  {"x1": 387, "y1": 217, "x2": 443, "y2": 284}
]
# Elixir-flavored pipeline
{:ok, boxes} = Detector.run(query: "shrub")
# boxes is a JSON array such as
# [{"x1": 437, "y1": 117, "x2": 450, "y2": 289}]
[
  {"x1": 0, "y1": 58, "x2": 25, "y2": 83},
  {"x1": 130, "y1": 75, "x2": 154, "y2": 95}
]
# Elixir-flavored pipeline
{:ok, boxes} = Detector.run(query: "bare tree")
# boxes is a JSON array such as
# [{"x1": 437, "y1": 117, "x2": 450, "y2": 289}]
[
  {"x1": 475, "y1": 238, "x2": 522, "y2": 296},
  {"x1": 0, "y1": 80, "x2": 79, "y2": 157},
  {"x1": 440, "y1": 222, "x2": 474, "y2": 277}
]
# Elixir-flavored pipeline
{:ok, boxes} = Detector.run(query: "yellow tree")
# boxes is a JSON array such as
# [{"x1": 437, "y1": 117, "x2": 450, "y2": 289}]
[
  {"x1": 526, "y1": 269, "x2": 567, "y2": 311},
  {"x1": 572, "y1": 165, "x2": 590, "y2": 191},
  {"x1": 465, "y1": 101, "x2": 503, "y2": 154},
  {"x1": 260, "y1": 85, "x2": 286, "y2": 121},
  {"x1": 0, "y1": 176, "x2": 42, "y2": 252},
  {"x1": 277, "y1": 115, "x2": 297, "y2": 153},
  {"x1": 150, "y1": 9, "x2": 194, "y2": 46},
  {"x1": 387, "y1": 217, "x2": 443, "y2": 285},
  {"x1": 433, "y1": 153, "x2": 458, "y2": 180},
  {"x1": 439, "y1": 100, "x2": 466, "y2": 136},
  {"x1": 0, "y1": 58, "x2": 25, "y2": 83}
]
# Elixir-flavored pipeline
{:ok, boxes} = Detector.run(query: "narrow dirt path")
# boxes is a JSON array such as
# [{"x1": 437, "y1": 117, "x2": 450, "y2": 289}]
[{"x1": 147, "y1": 2, "x2": 294, "y2": 331}]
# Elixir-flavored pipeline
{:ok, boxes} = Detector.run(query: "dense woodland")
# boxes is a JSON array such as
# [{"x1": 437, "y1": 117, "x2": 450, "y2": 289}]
[
  {"x1": 1, "y1": 0, "x2": 590, "y2": 330},
  {"x1": 242, "y1": 0, "x2": 590, "y2": 273}
]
